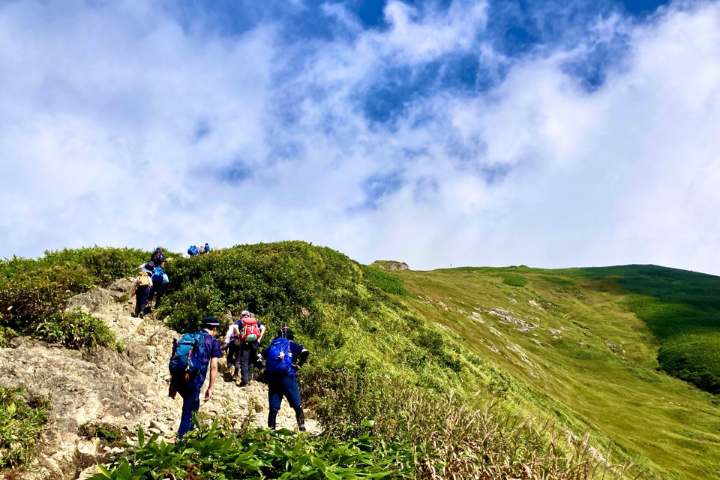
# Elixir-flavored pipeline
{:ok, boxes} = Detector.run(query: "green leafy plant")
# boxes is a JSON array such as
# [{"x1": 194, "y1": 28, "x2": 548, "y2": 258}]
[
  {"x1": 79, "y1": 422, "x2": 123, "y2": 443},
  {"x1": 91, "y1": 420, "x2": 408, "y2": 480},
  {"x1": 0, "y1": 387, "x2": 50, "y2": 469}
]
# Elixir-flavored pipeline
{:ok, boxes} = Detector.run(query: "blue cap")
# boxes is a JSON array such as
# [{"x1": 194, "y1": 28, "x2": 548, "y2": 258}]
[{"x1": 202, "y1": 317, "x2": 220, "y2": 327}]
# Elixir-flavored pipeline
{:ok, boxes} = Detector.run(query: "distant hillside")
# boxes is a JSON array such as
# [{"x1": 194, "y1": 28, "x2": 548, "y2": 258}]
[
  {"x1": 395, "y1": 265, "x2": 720, "y2": 479},
  {"x1": 569, "y1": 265, "x2": 720, "y2": 394}
]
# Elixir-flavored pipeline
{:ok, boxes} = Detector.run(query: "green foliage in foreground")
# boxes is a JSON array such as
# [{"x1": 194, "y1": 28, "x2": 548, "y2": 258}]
[
  {"x1": 571, "y1": 265, "x2": 720, "y2": 393},
  {"x1": 91, "y1": 421, "x2": 409, "y2": 480},
  {"x1": 0, "y1": 387, "x2": 50, "y2": 469},
  {"x1": 92, "y1": 413, "x2": 621, "y2": 480}
]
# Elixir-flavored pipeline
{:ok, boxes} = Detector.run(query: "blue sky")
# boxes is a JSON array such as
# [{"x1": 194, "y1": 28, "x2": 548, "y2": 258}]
[{"x1": 1, "y1": 0, "x2": 719, "y2": 274}]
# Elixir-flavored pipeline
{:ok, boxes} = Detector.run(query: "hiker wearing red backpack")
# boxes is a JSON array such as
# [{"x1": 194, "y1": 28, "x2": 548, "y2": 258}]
[{"x1": 224, "y1": 311, "x2": 265, "y2": 386}]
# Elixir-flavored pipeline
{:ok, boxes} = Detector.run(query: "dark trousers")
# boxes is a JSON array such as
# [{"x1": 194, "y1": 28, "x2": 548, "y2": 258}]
[
  {"x1": 238, "y1": 342, "x2": 257, "y2": 384},
  {"x1": 267, "y1": 375, "x2": 304, "y2": 429},
  {"x1": 134, "y1": 287, "x2": 150, "y2": 316},
  {"x1": 172, "y1": 375, "x2": 201, "y2": 439},
  {"x1": 149, "y1": 284, "x2": 164, "y2": 307},
  {"x1": 227, "y1": 341, "x2": 239, "y2": 373}
]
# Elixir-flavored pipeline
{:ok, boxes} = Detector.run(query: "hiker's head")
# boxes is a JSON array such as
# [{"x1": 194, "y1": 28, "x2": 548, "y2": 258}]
[
  {"x1": 279, "y1": 326, "x2": 295, "y2": 340},
  {"x1": 155, "y1": 247, "x2": 162, "y2": 253},
  {"x1": 240, "y1": 310, "x2": 250, "y2": 318},
  {"x1": 202, "y1": 317, "x2": 220, "y2": 333}
]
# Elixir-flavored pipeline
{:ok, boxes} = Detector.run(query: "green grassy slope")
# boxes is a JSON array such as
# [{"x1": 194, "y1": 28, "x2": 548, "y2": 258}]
[
  {"x1": 568, "y1": 265, "x2": 720, "y2": 394},
  {"x1": 394, "y1": 266, "x2": 720, "y2": 479}
]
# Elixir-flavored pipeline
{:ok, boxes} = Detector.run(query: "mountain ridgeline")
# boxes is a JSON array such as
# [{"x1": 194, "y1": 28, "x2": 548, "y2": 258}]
[{"x1": 1, "y1": 242, "x2": 719, "y2": 479}]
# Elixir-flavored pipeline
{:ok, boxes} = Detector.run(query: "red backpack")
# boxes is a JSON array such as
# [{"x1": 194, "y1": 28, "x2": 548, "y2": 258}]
[{"x1": 239, "y1": 317, "x2": 260, "y2": 343}]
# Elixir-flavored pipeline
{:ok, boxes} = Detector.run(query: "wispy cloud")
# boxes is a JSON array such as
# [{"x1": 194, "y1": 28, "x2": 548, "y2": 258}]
[{"x1": 1, "y1": 0, "x2": 719, "y2": 274}]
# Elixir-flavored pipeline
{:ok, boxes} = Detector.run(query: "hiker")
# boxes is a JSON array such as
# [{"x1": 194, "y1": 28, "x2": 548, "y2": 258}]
[
  {"x1": 138, "y1": 260, "x2": 156, "y2": 275},
  {"x1": 224, "y1": 311, "x2": 265, "y2": 385},
  {"x1": 130, "y1": 269, "x2": 153, "y2": 318},
  {"x1": 204, "y1": 243, "x2": 211, "y2": 253},
  {"x1": 150, "y1": 247, "x2": 165, "y2": 266},
  {"x1": 199, "y1": 245, "x2": 206, "y2": 255},
  {"x1": 148, "y1": 265, "x2": 168, "y2": 309},
  {"x1": 168, "y1": 317, "x2": 223, "y2": 439},
  {"x1": 187, "y1": 245, "x2": 199, "y2": 257},
  {"x1": 256, "y1": 327, "x2": 309, "y2": 431}
]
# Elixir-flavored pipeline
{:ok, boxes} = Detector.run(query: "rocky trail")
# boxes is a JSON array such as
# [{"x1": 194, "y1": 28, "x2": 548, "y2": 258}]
[{"x1": 0, "y1": 279, "x2": 319, "y2": 480}]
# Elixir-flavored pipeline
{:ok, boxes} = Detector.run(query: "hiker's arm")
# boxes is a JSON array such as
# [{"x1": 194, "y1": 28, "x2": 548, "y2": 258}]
[
  {"x1": 258, "y1": 325, "x2": 266, "y2": 343},
  {"x1": 293, "y1": 350, "x2": 309, "y2": 370},
  {"x1": 205, "y1": 358, "x2": 218, "y2": 402},
  {"x1": 224, "y1": 325, "x2": 235, "y2": 345}
]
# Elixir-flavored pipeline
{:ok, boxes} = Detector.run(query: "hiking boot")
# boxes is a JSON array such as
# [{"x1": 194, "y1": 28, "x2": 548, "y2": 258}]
[
  {"x1": 298, "y1": 424, "x2": 306, "y2": 432},
  {"x1": 138, "y1": 312, "x2": 144, "y2": 319},
  {"x1": 238, "y1": 382, "x2": 248, "y2": 388}
]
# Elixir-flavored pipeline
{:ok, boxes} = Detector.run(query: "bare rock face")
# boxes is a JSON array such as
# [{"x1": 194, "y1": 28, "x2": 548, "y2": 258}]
[
  {"x1": 0, "y1": 340, "x2": 157, "y2": 479},
  {"x1": 0, "y1": 286, "x2": 320, "y2": 480}
]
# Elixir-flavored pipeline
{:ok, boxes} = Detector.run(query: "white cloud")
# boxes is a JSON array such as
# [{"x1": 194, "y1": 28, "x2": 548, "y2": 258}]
[{"x1": 1, "y1": 0, "x2": 720, "y2": 275}]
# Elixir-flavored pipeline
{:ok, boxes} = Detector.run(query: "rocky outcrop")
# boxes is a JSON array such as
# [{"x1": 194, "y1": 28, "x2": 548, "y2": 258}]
[
  {"x1": 0, "y1": 282, "x2": 319, "y2": 480},
  {"x1": 371, "y1": 261, "x2": 409, "y2": 271}
]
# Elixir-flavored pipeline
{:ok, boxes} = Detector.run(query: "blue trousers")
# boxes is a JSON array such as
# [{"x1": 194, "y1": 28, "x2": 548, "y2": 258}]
[
  {"x1": 173, "y1": 375, "x2": 201, "y2": 439},
  {"x1": 134, "y1": 287, "x2": 150, "y2": 316},
  {"x1": 267, "y1": 375, "x2": 304, "y2": 429}
]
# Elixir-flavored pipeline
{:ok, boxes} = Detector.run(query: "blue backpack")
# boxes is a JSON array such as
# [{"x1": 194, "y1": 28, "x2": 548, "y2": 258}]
[
  {"x1": 205, "y1": 245, "x2": 211, "y2": 252},
  {"x1": 265, "y1": 338, "x2": 293, "y2": 376},
  {"x1": 152, "y1": 267, "x2": 164, "y2": 285},
  {"x1": 169, "y1": 332, "x2": 208, "y2": 378},
  {"x1": 188, "y1": 246, "x2": 198, "y2": 256}
]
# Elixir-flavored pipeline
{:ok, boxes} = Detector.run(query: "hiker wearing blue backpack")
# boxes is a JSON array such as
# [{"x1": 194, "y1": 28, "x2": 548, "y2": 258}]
[
  {"x1": 148, "y1": 266, "x2": 168, "y2": 309},
  {"x1": 187, "y1": 245, "x2": 199, "y2": 257},
  {"x1": 256, "y1": 326, "x2": 309, "y2": 432},
  {"x1": 150, "y1": 247, "x2": 165, "y2": 266},
  {"x1": 203, "y1": 243, "x2": 211, "y2": 253},
  {"x1": 168, "y1": 317, "x2": 223, "y2": 439}
]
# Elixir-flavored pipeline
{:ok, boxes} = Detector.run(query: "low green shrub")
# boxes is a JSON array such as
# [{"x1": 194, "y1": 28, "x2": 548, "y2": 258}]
[
  {"x1": 0, "y1": 247, "x2": 162, "y2": 290},
  {"x1": 35, "y1": 309, "x2": 118, "y2": 350},
  {"x1": 502, "y1": 273, "x2": 528, "y2": 287},
  {"x1": 79, "y1": 422, "x2": 123, "y2": 443},
  {"x1": 0, "y1": 279, "x2": 118, "y2": 350},
  {"x1": 0, "y1": 246, "x2": 143, "y2": 350},
  {"x1": 0, "y1": 387, "x2": 50, "y2": 469}
]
